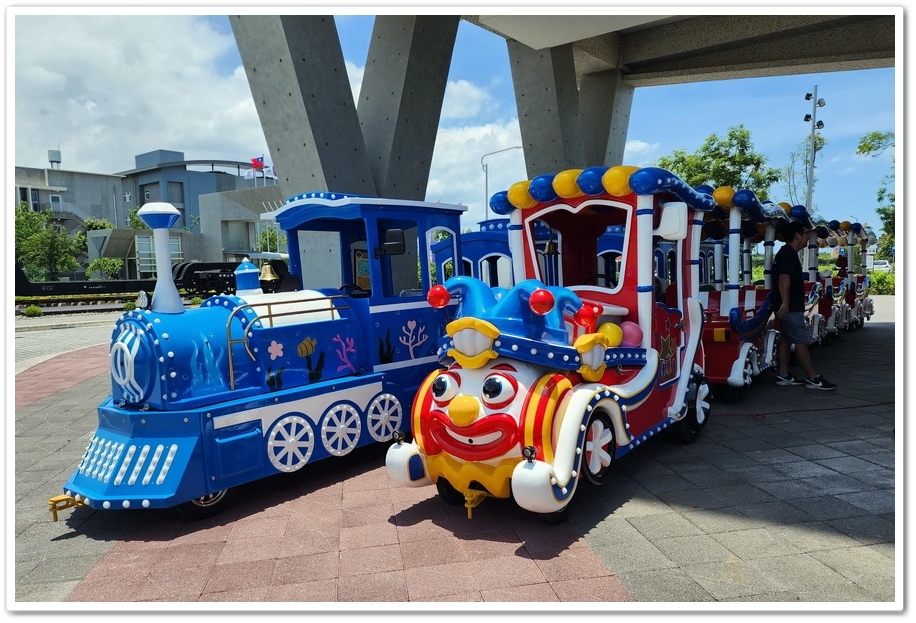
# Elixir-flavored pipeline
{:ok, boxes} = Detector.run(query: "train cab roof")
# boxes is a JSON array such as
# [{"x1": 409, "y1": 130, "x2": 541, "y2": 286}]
[{"x1": 262, "y1": 192, "x2": 467, "y2": 232}]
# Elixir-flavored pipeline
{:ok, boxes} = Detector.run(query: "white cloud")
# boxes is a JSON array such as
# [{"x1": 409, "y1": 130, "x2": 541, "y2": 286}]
[
  {"x1": 441, "y1": 79, "x2": 490, "y2": 120},
  {"x1": 14, "y1": 15, "x2": 267, "y2": 172},
  {"x1": 623, "y1": 139, "x2": 661, "y2": 166},
  {"x1": 345, "y1": 60, "x2": 364, "y2": 103},
  {"x1": 427, "y1": 121, "x2": 526, "y2": 225}
]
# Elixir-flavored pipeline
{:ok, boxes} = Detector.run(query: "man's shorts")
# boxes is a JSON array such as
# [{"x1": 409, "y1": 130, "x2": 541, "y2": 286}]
[{"x1": 780, "y1": 311, "x2": 810, "y2": 345}]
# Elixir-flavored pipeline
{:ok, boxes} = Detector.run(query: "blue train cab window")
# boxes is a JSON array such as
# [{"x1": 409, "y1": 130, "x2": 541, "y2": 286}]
[
  {"x1": 428, "y1": 227, "x2": 459, "y2": 286},
  {"x1": 377, "y1": 221, "x2": 420, "y2": 299}
]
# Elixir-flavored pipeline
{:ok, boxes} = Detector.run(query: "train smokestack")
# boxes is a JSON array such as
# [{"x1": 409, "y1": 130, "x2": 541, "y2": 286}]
[{"x1": 137, "y1": 202, "x2": 185, "y2": 314}]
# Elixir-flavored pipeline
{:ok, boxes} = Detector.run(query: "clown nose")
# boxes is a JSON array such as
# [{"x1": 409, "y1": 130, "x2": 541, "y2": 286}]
[{"x1": 448, "y1": 395, "x2": 480, "y2": 426}]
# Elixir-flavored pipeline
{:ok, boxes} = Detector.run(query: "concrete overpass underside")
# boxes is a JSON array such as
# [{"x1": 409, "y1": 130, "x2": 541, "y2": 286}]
[{"x1": 231, "y1": 13, "x2": 896, "y2": 201}]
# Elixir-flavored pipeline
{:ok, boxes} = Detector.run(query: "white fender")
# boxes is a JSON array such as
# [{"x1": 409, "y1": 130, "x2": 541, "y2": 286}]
[
  {"x1": 807, "y1": 313, "x2": 823, "y2": 344},
  {"x1": 510, "y1": 459, "x2": 574, "y2": 514},
  {"x1": 762, "y1": 329, "x2": 779, "y2": 367},
  {"x1": 727, "y1": 341, "x2": 755, "y2": 387},
  {"x1": 667, "y1": 297, "x2": 704, "y2": 419},
  {"x1": 825, "y1": 307, "x2": 838, "y2": 334},
  {"x1": 385, "y1": 441, "x2": 432, "y2": 487}
]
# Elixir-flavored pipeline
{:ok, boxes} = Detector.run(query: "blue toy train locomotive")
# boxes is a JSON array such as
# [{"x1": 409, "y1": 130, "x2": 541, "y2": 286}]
[{"x1": 50, "y1": 193, "x2": 466, "y2": 519}]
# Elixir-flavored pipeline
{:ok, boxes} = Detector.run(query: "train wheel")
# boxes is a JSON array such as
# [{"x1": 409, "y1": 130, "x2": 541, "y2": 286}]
[
  {"x1": 321, "y1": 404, "x2": 362, "y2": 456},
  {"x1": 366, "y1": 393, "x2": 403, "y2": 442},
  {"x1": 267, "y1": 415, "x2": 315, "y2": 472},
  {"x1": 435, "y1": 478, "x2": 465, "y2": 506},
  {"x1": 674, "y1": 377, "x2": 711, "y2": 444},
  {"x1": 176, "y1": 489, "x2": 231, "y2": 520},
  {"x1": 582, "y1": 411, "x2": 614, "y2": 486}
]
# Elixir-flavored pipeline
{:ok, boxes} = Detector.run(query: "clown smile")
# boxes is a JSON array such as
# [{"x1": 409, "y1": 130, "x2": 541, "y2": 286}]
[
  {"x1": 425, "y1": 412, "x2": 519, "y2": 461},
  {"x1": 443, "y1": 428, "x2": 503, "y2": 446}
]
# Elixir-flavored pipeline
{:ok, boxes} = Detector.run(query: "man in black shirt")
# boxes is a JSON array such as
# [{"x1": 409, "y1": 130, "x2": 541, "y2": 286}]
[{"x1": 772, "y1": 220, "x2": 837, "y2": 390}]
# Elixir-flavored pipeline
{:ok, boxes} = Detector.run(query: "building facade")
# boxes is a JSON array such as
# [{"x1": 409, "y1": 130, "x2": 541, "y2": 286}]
[{"x1": 14, "y1": 149, "x2": 277, "y2": 279}]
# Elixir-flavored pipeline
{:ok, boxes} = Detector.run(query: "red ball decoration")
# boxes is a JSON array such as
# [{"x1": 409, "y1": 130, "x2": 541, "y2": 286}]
[
  {"x1": 427, "y1": 284, "x2": 451, "y2": 309},
  {"x1": 529, "y1": 288, "x2": 555, "y2": 315},
  {"x1": 573, "y1": 304, "x2": 597, "y2": 327}
]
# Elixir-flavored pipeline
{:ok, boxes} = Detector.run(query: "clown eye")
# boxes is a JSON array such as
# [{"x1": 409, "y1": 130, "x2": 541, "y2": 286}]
[
  {"x1": 431, "y1": 373, "x2": 459, "y2": 404},
  {"x1": 480, "y1": 373, "x2": 518, "y2": 409}
]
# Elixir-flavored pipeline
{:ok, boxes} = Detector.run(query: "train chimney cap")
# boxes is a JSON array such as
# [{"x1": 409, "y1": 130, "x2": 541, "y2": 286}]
[{"x1": 137, "y1": 202, "x2": 181, "y2": 230}]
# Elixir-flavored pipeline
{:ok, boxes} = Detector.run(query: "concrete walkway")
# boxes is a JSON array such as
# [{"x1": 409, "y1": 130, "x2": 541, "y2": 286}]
[{"x1": 10, "y1": 297, "x2": 899, "y2": 610}]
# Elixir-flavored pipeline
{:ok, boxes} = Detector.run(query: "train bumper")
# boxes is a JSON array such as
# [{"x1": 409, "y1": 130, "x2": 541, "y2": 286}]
[{"x1": 57, "y1": 401, "x2": 207, "y2": 515}]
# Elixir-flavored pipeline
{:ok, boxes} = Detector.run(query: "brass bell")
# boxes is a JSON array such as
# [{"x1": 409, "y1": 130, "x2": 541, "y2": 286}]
[
  {"x1": 543, "y1": 240, "x2": 560, "y2": 256},
  {"x1": 543, "y1": 229, "x2": 560, "y2": 256},
  {"x1": 259, "y1": 262, "x2": 279, "y2": 282}
]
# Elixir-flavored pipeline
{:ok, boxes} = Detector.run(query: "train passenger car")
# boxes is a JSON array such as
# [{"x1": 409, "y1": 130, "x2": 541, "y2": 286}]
[
  {"x1": 50, "y1": 193, "x2": 466, "y2": 520},
  {"x1": 387, "y1": 166, "x2": 716, "y2": 522},
  {"x1": 690, "y1": 187, "x2": 783, "y2": 401}
]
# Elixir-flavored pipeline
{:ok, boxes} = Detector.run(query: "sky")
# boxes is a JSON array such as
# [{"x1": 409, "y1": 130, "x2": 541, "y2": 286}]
[{"x1": 9, "y1": 5, "x2": 901, "y2": 245}]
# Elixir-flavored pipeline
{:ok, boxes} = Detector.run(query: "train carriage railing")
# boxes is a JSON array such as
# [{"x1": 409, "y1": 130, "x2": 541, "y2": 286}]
[{"x1": 223, "y1": 292, "x2": 351, "y2": 390}]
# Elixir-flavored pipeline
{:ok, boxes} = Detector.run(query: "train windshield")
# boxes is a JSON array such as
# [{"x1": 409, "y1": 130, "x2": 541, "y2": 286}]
[{"x1": 524, "y1": 200, "x2": 632, "y2": 292}]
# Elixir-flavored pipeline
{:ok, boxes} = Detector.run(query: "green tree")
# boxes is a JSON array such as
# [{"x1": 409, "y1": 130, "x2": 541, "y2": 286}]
[
  {"x1": 127, "y1": 207, "x2": 148, "y2": 229},
  {"x1": 14, "y1": 203, "x2": 79, "y2": 281},
  {"x1": 856, "y1": 131, "x2": 895, "y2": 260},
  {"x1": 257, "y1": 225, "x2": 287, "y2": 253},
  {"x1": 182, "y1": 214, "x2": 201, "y2": 233},
  {"x1": 74, "y1": 217, "x2": 115, "y2": 255},
  {"x1": 87, "y1": 257, "x2": 124, "y2": 280},
  {"x1": 656, "y1": 125, "x2": 781, "y2": 200},
  {"x1": 84, "y1": 217, "x2": 115, "y2": 230}
]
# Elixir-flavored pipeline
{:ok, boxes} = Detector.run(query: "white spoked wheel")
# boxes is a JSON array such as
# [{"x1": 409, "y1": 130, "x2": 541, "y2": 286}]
[
  {"x1": 366, "y1": 393, "x2": 403, "y2": 442},
  {"x1": 321, "y1": 404, "x2": 362, "y2": 456},
  {"x1": 583, "y1": 411, "x2": 614, "y2": 486},
  {"x1": 267, "y1": 415, "x2": 316, "y2": 473}
]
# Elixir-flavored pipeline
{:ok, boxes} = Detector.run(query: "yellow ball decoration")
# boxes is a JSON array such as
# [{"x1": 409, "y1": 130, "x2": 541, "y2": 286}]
[
  {"x1": 779, "y1": 202, "x2": 793, "y2": 214},
  {"x1": 602, "y1": 165, "x2": 639, "y2": 196},
  {"x1": 552, "y1": 169, "x2": 584, "y2": 199},
  {"x1": 712, "y1": 186, "x2": 735, "y2": 208},
  {"x1": 839, "y1": 220, "x2": 852, "y2": 232},
  {"x1": 507, "y1": 180, "x2": 537, "y2": 210},
  {"x1": 597, "y1": 322, "x2": 623, "y2": 347}
]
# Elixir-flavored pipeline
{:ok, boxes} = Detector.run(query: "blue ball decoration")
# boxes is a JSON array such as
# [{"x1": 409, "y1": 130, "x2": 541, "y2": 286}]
[
  {"x1": 828, "y1": 220, "x2": 840, "y2": 231},
  {"x1": 789, "y1": 205, "x2": 808, "y2": 220},
  {"x1": 851, "y1": 222, "x2": 862, "y2": 234},
  {"x1": 528, "y1": 174, "x2": 558, "y2": 203},
  {"x1": 695, "y1": 184, "x2": 714, "y2": 196},
  {"x1": 577, "y1": 166, "x2": 609, "y2": 195},
  {"x1": 489, "y1": 190, "x2": 514, "y2": 215}
]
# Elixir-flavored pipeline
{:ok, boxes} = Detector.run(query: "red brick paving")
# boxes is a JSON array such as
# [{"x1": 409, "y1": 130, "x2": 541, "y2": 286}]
[
  {"x1": 20, "y1": 346, "x2": 634, "y2": 604},
  {"x1": 15, "y1": 344, "x2": 109, "y2": 408},
  {"x1": 62, "y1": 460, "x2": 634, "y2": 603}
]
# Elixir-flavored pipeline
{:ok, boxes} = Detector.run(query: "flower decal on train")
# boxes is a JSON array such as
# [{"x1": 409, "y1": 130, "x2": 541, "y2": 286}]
[{"x1": 268, "y1": 340, "x2": 284, "y2": 360}]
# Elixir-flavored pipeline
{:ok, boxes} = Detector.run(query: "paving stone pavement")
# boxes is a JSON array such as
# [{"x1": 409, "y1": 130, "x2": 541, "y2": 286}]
[{"x1": 9, "y1": 297, "x2": 900, "y2": 612}]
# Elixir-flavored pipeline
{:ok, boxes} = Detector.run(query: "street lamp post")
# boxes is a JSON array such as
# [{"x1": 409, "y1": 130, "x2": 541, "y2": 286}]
[
  {"x1": 804, "y1": 86, "x2": 826, "y2": 213},
  {"x1": 481, "y1": 145, "x2": 523, "y2": 220}
]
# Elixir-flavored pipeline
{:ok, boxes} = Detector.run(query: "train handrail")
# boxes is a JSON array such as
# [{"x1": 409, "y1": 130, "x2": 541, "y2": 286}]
[{"x1": 225, "y1": 293, "x2": 351, "y2": 390}]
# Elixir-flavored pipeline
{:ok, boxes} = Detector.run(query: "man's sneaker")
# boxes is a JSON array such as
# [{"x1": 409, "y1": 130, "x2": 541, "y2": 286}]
[
  {"x1": 775, "y1": 373, "x2": 805, "y2": 386},
  {"x1": 805, "y1": 375, "x2": 837, "y2": 391}
]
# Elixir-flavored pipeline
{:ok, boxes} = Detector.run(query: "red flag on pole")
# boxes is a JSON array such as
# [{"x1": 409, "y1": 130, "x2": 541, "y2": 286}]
[{"x1": 251, "y1": 156, "x2": 264, "y2": 169}]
